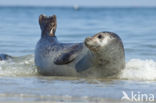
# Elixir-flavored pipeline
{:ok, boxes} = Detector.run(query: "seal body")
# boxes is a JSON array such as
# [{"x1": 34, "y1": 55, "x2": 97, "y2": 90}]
[
  {"x1": 35, "y1": 14, "x2": 125, "y2": 77},
  {"x1": 35, "y1": 37, "x2": 85, "y2": 76}
]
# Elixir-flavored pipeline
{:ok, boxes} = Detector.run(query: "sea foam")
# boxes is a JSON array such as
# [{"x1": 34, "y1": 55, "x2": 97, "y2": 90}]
[
  {"x1": 120, "y1": 59, "x2": 156, "y2": 81},
  {"x1": 0, "y1": 56, "x2": 156, "y2": 81},
  {"x1": 0, "y1": 55, "x2": 37, "y2": 76}
]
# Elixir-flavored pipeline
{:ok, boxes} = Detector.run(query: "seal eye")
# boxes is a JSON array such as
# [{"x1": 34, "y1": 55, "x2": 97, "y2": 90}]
[{"x1": 98, "y1": 35, "x2": 103, "y2": 39}]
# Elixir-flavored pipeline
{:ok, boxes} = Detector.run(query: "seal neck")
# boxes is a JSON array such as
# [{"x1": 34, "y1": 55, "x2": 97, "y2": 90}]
[
  {"x1": 41, "y1": 31, "x2": 55, "y2": 38},
  {"x1": 41, "y1": 34, "x2": 58, "y2": 42}
]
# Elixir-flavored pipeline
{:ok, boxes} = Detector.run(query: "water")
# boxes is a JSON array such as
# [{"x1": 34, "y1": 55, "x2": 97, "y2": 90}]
[{"x1": 0, "y1": 6, "x2": 156, "y2": 102}]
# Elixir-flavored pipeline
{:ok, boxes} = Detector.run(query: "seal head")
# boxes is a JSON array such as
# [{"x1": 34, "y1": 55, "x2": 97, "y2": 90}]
[
  {"x1": 84, "y1": 32, "x2": 125, "y2": 77},
  {"x1": 85, "y1": 32, "x2": 124, "y2": 53}
]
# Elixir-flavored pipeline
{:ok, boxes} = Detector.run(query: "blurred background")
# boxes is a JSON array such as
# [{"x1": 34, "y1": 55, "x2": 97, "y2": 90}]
[
  {"x1": 0, "y1": 0, "x2": 156, "y2": 60},
  {"x1": 0, "y1": 1, "x2": 156, "y2": 102},
  {"x1": 0, "y1": 0, "x2": 156, "y2": 7}
]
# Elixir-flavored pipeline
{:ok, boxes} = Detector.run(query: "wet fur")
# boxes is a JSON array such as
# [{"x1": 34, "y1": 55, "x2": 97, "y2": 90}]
[{"x1": 35, "y1": 14, "x2": 125, "y2": 77}]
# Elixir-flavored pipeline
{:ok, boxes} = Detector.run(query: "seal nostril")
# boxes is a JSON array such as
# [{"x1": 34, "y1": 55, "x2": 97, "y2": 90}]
[
  {"x1": 85, "y1": 38, "x2": 91, "y2": 43},
  {"x1": 86, "y1": 38, "x2": 89, "y2": 41},
  {"x1": 85, "y1": 37, "x2": 92, "y2": 41}
]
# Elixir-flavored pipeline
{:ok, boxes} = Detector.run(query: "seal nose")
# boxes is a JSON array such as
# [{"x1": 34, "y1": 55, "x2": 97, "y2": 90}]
[
  {"x1": 85, "y1": 37, "x2": 92, "y2": 42},
  {"x1": 85, "y1": 37, "x2": 92, "y2": 46}
]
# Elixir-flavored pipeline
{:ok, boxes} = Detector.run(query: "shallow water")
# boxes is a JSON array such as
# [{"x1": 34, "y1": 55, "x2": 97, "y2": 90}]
[
  {"x1": 0, "y1": 6, "x2": 156, "y2": 102},
  {"x1": 0, "y1": 76, "x2": 156, "y2": 102}
]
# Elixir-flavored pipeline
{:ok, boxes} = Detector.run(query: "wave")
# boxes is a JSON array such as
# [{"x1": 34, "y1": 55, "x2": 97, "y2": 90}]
[
  {"x1": 0, "y1": 56, "x2": 156, "y2": 81},
  {"x1": 0, "y1": 55, "x2": 37, "y2": 76},
  {"x1": 120, "y1": 59, "x2": 156, "y2": 81}
]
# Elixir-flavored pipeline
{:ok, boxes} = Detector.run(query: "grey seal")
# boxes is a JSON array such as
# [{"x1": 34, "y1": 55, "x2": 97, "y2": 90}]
[{"x1": 35, "y1": 14, "x2": 125, "y2": 77}]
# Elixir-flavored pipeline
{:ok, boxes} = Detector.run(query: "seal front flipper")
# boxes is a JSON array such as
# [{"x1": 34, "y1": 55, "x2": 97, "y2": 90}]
[
  {"x1": 75, "y1": 52, "x2": 92, "y2": 72},
  {"x1": 53, "y1": 51, "x2": 77, "y2": 65},
  {"x1": 54, "y1": 43, "x2": 83, "y2": 65}
]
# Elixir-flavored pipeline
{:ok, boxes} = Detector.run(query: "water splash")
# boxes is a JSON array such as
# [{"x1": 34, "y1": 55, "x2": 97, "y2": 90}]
[
  {"x1": 0, "y1": 55, "x2": 37, "y2": 76},
  {"x1": 120, "y1": 59, "x2": 156, "y2": 81},
  {"x1": 0, "y1": 56, "x2": 156, "y2": 81}
]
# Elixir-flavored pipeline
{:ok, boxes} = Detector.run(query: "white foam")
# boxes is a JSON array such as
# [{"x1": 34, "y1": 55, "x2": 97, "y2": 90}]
[
  {"x1": 120, "y1": 59, "x2": 156, "y2": 81},
  {"x1": 1, "y1": 56, "x2": 156, "y2": 81},
  {"x1": 0, "y1": 55, "x2": 37, "y2": 76}
]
